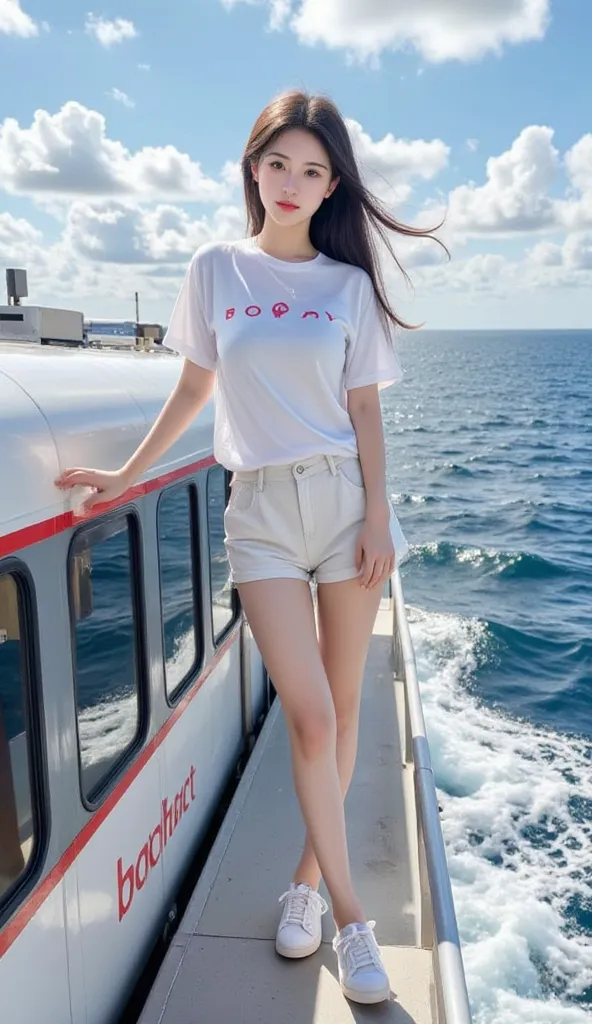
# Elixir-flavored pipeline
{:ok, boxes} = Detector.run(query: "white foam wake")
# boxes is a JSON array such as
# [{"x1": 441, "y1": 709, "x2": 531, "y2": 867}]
[{"x1": 408, "y1": 605, "x2": 592, "y2": 1023}]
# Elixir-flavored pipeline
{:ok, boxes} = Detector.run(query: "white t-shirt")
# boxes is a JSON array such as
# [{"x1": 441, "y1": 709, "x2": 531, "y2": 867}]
[{"x1": 164, "y1": 237, "x2": 404, "y2": 471}]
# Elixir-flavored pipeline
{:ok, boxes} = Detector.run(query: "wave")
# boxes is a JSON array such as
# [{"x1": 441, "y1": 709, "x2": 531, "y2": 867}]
[
  {"x1": 78, "y1": 627, "x2": 197, "y2": 769},
  {"x1": 413, "y1": 541, "x2": 570, "y2": 581},
  {"x1": 430, "y1": 462, "x2": 477, "y2": 477},
  {"x1": 480, "y1": 415, "x2": 515, "y2": 428},
  {"x1": 409, "y1": 605, "x2": 592, "y2": 1022},
  {"x1": 389, "y1": 492, "x2": 438, "y2": 506},
  {"x1": 485, "y1": 618, "x2": 591, "y2": 661}
]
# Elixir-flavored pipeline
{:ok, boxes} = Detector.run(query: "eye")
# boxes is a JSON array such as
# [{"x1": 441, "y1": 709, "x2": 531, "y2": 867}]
[
  {"x1": 270, "y1": 160, "x2": 284, "y2": 170},
  {"x1": 306, "y1": 169, "x2": 320, "y2": 177}
]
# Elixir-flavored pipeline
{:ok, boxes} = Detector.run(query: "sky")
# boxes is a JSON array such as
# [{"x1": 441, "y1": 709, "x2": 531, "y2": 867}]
[{"x1": 0, "y1": 0, "x2": 591, "y2": 330}]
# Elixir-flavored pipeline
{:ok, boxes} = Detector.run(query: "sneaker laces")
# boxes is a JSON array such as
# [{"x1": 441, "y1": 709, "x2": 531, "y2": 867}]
[
  {"x1": 278, "y1": 885, "x2": 329, "y2": 929},
  {"x1": 333, "y1": 920, "x2": 383, "y2": 973}
]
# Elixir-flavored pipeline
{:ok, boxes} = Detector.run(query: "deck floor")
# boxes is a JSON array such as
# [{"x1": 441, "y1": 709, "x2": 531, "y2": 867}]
[{"x1": 139, "y1": 608, "x2": 437, "y2": 1024}]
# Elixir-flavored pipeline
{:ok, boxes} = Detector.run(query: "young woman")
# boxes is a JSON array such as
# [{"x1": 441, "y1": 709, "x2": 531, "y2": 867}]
[{"x1": 55, "y1": 89, "x2": 443, "y2": 1006}]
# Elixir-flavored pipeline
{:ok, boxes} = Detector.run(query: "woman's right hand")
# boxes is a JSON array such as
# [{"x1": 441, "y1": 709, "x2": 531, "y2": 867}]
[{"x1": 54, "y1": 467, "x2": 132, "y2": 514}]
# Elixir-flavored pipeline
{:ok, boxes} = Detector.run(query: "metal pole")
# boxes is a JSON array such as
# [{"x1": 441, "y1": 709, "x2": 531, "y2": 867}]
[{"x1": 391, "y1": 569, "x2": 473, "y2": 1022}]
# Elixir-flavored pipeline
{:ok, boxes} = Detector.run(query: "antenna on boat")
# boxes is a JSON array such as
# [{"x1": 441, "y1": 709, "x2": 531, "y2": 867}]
[{"x1": 135, "y1": 291, "x2": 140, "y2": 346}]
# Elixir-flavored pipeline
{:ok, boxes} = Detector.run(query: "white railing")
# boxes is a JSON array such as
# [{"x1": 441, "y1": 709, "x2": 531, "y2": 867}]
[{"x1": 391, "y1": 570, "x2": 473, "y2": 1024}]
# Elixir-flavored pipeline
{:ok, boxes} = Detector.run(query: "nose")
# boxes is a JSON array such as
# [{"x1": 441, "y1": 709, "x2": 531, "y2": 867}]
[{"x1": 282, "y1": 177, "x2": 297, "y2": 197}]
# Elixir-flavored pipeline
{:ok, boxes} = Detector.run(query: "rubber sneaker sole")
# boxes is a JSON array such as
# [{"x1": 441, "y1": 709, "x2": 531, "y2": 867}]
[
  {"x1": 275, "y1": 932, "x2": 322, "y2": 959},
  {"x1": 342, "y1": 980, "x2": 390, "y2": 1004}
]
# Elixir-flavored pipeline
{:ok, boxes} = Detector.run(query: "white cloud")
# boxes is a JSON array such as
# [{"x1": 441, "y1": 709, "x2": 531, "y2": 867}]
[
  {"x1": 2, "y1": 99, "x2": 590, "y2": 326},
  {"x1": 447, "y1": 126, "x2": 559, "y2": 235},
  {"x1": 347, "y1": 118, "x2": 449, "y2": 205},
  {"x1": 0, "y1": 212, "x2": 43, "y2": 266},
  {"x1": 0, "y1": 102, "x2": 233, "y2": 202},
  {"x1": 527, "y1": 240, "x2": 562, "y2": 267},
  {"x1": 0, "y1": 101, "x2": 450, "y2": 214},
  {"x1": 0, "y1": 213, "x2": 57, "y2": 300},
  {"x1": 0, "y1": 0, "x2": 38, "y2": 36},
  {"x1": 109, "y1": 88, "x2": 135, "y2": 109},
  {"x1": 564, "y1": 134, "x2": 592, "y2": 195},
  {"x1": 63, "y1": 200, "x2": 245, "y2": 264},
  {"x1": 445, "y1": 127, "x2": 592, "y2": 239},
  {"x1": 442, "y1": 253, "x2": 512, "y2": 294},
  {"x1": 466, "y1": 139, "x2": 479, "y2": 153},
  {"x1": 84, "y1": 13, "x2": 137, "y2": 47},
  {"x1": 220, "y1": 159, "x2": 242, "y2": 190},
  {"x1": 556, "y1": 134, "x2": 592, "y2": 232},
  {"x1": 0, "y1": 204, "x2": 247, "y2": 317},
  {"x1": 529, "y1": 233, "x2": 592, "y2": 272},
  {"x1": 0, "y1": 229, "x2": 169, "y2": 312},
  {"x1": 418, "y1": 248, "x2": 592, "y2": 299},
  {"x1": 223, "y1": 0, "x2": 550, "y2": 63},
  {"x1": 564, "y1": 232, "x2": 592, "y2": 270},
  {"x1": 138, "y1": 62, "x2": 151, "y2": 71},
  {"x1": 2, "y1": 200, "x2": 590, "y2": 330},
  {"x1": 268, "y1": 0, "x2": 291, "y2": 31},
  {"x1": 389, "y1": 233, "x2": 449, "y2": 274}
]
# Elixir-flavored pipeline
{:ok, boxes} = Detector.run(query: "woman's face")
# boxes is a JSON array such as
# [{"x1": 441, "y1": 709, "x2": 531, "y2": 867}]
[{"x1": 252, "y1": 128, "x2": 339, "y2": 227}]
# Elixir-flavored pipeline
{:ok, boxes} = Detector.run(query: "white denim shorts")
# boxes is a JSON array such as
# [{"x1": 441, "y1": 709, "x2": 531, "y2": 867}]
[{"x1": 223, "y1": 453, "x2": 367, "y2": 585}]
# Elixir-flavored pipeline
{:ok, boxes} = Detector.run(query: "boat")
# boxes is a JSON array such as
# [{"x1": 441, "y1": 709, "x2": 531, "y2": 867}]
[
  {"x1": 0, "y1": 338, "x2": 472, "y2": 1022},
  {"x1": 84, "y1": 319, "x2": 166, "y2": 350}
]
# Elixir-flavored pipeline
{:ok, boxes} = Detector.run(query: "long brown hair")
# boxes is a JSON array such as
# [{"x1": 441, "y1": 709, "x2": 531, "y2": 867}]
[{"x1": 241, "y1": 89, "x2": 448, "y2": 333}]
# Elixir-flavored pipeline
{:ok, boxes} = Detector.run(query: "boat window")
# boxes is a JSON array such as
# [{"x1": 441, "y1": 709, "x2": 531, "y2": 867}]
[
  {"x1": 0, "y1": 572, "x2": 39, "y2": 906},
  {"x1": 69, "y1": 515, "x2": 146, "y2": 805},
  {"x1": 157, "y1": 484, "x2": 203, "y2": 702},
  {"x1": 206, "y1": 465, "x2": 238, "y2": 643}
]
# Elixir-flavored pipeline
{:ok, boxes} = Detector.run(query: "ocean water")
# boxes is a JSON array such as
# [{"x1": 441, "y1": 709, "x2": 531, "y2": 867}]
[{"x1": 383, "y1": 329, "x2": 592, "y2": 1023}]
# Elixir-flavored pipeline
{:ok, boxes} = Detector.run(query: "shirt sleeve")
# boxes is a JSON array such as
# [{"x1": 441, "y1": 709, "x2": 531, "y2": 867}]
[
  {"x1": 344, "y1": 273, "x2": 404, "y2": 391},
  {"x1": 162, "y1": 248, "x2": 217, "y2": 370}
]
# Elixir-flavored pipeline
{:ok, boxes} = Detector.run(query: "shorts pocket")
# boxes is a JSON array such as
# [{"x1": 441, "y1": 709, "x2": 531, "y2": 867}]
[
  {"x1": 339, "y1": 458, "x2": 365, "y2": 490},
  {"x1": 227, "y1": 479, "x2": 257, "y2": 513}
]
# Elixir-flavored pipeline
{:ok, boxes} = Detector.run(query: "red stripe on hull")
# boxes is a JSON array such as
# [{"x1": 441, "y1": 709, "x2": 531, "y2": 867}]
[
  {"x1": 0, "y1": 455, "x2": 217, "y2": 558},
  {"x1": 0, "y1": 622, "x2": 240, "y2": 959}
]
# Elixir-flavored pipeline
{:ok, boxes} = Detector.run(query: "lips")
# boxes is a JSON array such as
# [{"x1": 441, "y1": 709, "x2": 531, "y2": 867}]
[{"x1": 276, "y1": 201, "x2": 299, "y2": 211}]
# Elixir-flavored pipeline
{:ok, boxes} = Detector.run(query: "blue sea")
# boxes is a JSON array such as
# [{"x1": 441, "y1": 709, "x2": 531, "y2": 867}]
[{"x1": 383, "y1": 329, "x2": 592, "y2": 1023}]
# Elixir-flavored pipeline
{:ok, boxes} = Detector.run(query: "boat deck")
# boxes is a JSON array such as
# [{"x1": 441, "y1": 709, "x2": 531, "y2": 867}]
[{"x1": 139, "y1": 604, "x2": 443, "y2": 1023}]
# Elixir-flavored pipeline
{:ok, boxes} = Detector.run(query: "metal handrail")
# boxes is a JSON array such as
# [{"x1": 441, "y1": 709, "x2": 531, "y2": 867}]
[{"x1": 391, "y1": 569, "x2": 473, "y2": 1024}]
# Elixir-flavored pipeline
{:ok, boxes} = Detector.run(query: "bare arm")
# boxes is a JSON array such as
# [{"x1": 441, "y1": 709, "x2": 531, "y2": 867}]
[
  {"x1": 121, "y1": 359, "x2": 215, "y2": 484},
  {"x1": 347, "y1": 384, "x2": 390, "y2": 525},
  {"x1": 55, "y1": 359, "x2": 215, "y2": 512},
  {"x1": 347, "y1": 384, "x2": 393, "y2": 589}
]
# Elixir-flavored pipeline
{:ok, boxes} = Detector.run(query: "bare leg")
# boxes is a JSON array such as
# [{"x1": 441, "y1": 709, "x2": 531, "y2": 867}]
[
  {"x1": 292, "y1": 577, "x2": 383, "y2": 891},
  {"x1": 237, "y1": 578, "x2": 366, "y2": 932}
]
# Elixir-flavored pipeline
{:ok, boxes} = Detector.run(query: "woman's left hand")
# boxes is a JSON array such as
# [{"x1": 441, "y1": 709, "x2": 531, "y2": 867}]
[{"x1": 355, "y1": 509, "x2": 395, "y2": 589}]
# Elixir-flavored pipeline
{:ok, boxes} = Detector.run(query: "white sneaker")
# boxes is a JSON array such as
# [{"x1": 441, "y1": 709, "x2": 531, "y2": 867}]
[
  {"x1": 275, "y1": 882, "x2": 329, "y2": 959},
  {"x1": 332, "y1": 920, "x2": 390, "y2": 1004}
]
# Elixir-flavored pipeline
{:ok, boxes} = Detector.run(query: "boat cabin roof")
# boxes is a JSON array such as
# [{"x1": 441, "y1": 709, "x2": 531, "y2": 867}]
[{"x1": 0, "y1": 345, "x2": 214, "y2": 542}]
